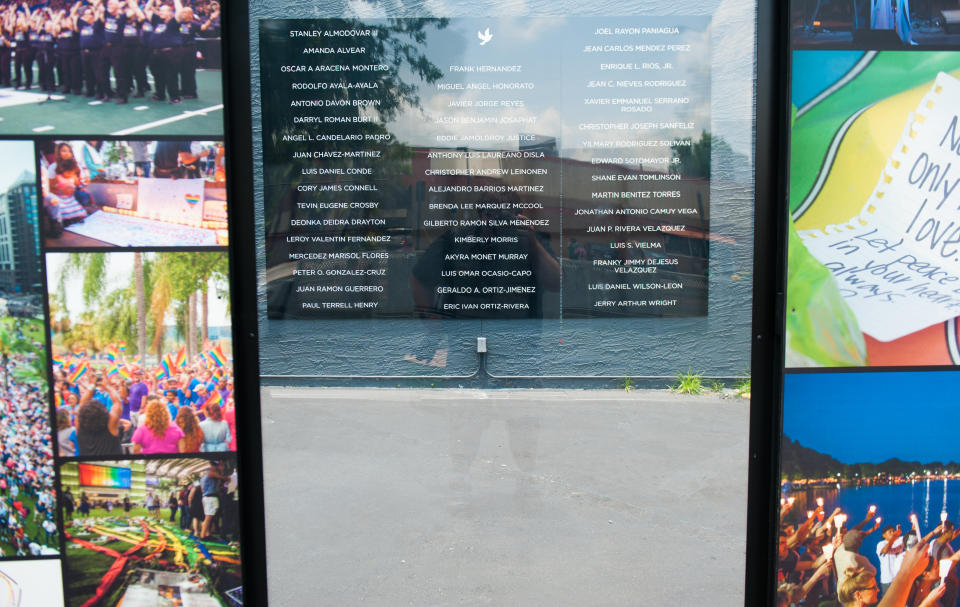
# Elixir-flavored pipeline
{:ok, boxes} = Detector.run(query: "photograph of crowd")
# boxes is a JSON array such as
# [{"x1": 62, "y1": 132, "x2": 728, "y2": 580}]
[
  {"x1": 778, "y1": 371, "x2": 960, "y2": 606},
  {"x1": 0, "y1": 141, "x2": 61, "y2": 559},
  {"x1": 48, "y1": 251, "x2": 234, "y2": 457},
  {"x1": 40, "y1": 139, "x2": 227, "y2": 247},
  {"x1": 0, "y1": 0, "x2": 222, "y2": 135},
  {"x1": 60, "y1": 458, "x2": 240, "y2": 606}
]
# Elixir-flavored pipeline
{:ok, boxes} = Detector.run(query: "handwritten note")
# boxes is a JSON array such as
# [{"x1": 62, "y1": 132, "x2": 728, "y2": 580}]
[{"x1": 800, "y1": 72, "x2": 960, "y2": 342}]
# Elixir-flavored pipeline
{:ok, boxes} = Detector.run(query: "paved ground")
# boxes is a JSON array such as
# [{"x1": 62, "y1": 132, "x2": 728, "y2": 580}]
[{"x1": 260, "y1": 388, "x2": 749, "y2": 606}]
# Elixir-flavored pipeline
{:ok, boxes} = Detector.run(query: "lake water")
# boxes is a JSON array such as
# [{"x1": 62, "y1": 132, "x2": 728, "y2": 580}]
[{"x1": 785, "y1": 479, "x2": 960, "y2": 572}]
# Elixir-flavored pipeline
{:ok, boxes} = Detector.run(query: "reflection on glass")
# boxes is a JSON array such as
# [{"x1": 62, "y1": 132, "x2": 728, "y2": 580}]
[{"x1": 261, "y1": 17, "x2": 712, "y2": 320}]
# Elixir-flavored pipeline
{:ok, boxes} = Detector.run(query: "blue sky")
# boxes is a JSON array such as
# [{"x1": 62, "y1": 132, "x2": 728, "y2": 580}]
[
  {"x1": 0, "y1": 140, "x2": 35, "y2": 191},
  {"x1": 784, "y1": 371, "x2": 960, "y2": 464}
]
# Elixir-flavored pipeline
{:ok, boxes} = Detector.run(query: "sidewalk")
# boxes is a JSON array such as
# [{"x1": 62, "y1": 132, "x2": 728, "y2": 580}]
[{"x1": 259, "y1": 388, "x2": 749, "y2": 606}]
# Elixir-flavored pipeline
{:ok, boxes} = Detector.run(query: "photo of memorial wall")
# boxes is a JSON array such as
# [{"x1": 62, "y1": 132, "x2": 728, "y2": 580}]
[
  {"x1": 0, "y1": 0, "x2": 223, "y2": 136},
  {"x1": 786, "y1": 50, "x2": 960, "y2": 367},
  {"x1": 260, "y1": 17, "x2": 720, "y2": 321},
  {"x1": 39, "y1": 139, "x2": 228, "y2": 249},
  {"x1": 48, "y1": 250, "x2": 235, "y2": 458},
  {"x1": 59, "y1": 457, "x2": 241, "y2": 607}
]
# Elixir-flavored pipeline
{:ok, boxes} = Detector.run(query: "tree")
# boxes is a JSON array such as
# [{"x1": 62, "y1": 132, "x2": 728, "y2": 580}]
[
  {"x1": 56, "y1": 253, "x2": 150, "y2": 359},
  {"x1": 149, "y1": 252, "x2": 228, "y2": 358}
]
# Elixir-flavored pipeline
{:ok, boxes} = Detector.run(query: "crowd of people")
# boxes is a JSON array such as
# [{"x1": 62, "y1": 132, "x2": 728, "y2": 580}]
[
  {"x1": 54, "y1": 346, "x2": 236, "y2": 457},
  {"x1": 0, "y1": 0, "x2": 220, "y2": 104},
  {"x1": 61, "y1": 459, "x2": 239, "y2": 543},
  {"x1": 778, "y1": 499, "x2": 960, "y2": 606},
  {"x1": 0, "y1": 353, "x2": 58, "y2": 556}
]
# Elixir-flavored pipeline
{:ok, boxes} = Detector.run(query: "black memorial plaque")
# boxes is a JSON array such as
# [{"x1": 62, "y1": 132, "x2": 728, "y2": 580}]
[{"x1": 260, "y1": 17, "x2": 710, "y2": 319}]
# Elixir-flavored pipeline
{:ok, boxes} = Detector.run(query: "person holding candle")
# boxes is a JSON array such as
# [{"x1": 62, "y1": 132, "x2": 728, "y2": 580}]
[
  {"x1": 877, "y1": 525, "x2": 905, "y2": 596},
  {"x1": 837, "y1": 529, "x2": 879, "y2": 596},
  {"x1": 923, "y1": 520, "x2": 959, "y2": 607}
]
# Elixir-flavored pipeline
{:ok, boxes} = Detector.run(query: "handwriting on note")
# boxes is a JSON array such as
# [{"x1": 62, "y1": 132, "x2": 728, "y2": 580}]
[{"x1": 799, "y1": 72, "x2": 960, "y2": 342}]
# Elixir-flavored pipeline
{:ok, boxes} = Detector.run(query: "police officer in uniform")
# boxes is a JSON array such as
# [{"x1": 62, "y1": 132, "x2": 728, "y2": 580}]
[
  {"x1": 78, "y1": 2, "x2": 106, "y2": 99},
  {"x1": 37, "y1": 18, "x2": 55, "y2": 92},
  {"x1": 124, "y1": 3, "x2": 148, "y2": 97},
  {"x1": 146, "y1": 0, "x2": 181, "y2": 104},
  {"x1": 13, "y1": 12, "x2": 33, "y2": 89},
  {"x1": 0, "y1": 13, "x2": 12, "y2": 88},
  {"x1": 58, "y1": 10, "x2": 82, "y2": 95},
  {"x1": 101, "y1": 0, "x2": 133, "y2": 103}
]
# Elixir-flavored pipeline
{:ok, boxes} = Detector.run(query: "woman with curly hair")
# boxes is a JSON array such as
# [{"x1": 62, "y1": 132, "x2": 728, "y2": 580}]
[
  {"x1": 175, "y1": 406, "x2": 203, "y2": 453},
  {"x1": 131, "y1": 397, "x2": 185, "y2": 454},
  {"x1": 199, "y1": 402, "x2": 231, "y2": 452}
]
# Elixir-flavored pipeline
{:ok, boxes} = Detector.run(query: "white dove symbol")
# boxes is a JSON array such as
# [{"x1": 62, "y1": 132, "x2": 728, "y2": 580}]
[{"x1": 478, "y1": 27, "x2": 492, "y2": 45}]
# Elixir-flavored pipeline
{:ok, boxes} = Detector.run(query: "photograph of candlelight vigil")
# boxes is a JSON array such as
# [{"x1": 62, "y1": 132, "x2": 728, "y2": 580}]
[
  {"x1": 39, "y1": 139, "x2": 227, "y2": 248},
  {"x1": 777, "y1": 370, "x2": 960, "y2": 606},
  {"x1": 48, "y1": 251, "x2": 235, "y2": 458}
]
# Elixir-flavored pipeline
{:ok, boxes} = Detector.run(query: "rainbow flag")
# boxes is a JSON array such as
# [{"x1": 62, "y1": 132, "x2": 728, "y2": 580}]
[
  {"x1": 203, "y1": 391, "x2": 222, "y2": 408},
  {"x1": 174, "y1": 347, "x2": 186, "y2": 368},
  {"x1": 161, "y1": 354, "x2": 173, "y2": 378},
  {"x1": 67, "y1": 361, "x2": 88, "y2": 384},
  {"x1": 199, "y1": 352, "x2": 210, "y2": 366},
  {"x1": 72, "y1": 347, "x2": 86, "y2": 358},
  {"x1": 117, "y1": 366, "x2": 131, "y2": 380},
  {"x1": 155, "y1": 366, "x2": 167, "y2": 380},
  {"x1": 105, "y1": 345, "x2": 118, "y2": 363},
  {"x1": 209, "y1": 344, "x2": 227, "y2": 368},
  {"x1": 51, "y1": 355, "x2": 65, "y2": 367},
  {"x1": 132, "y1": 355, "x2": 142, "y2": 366},
  {"x1": 118, "y1": 341, "x2": 126, "y2": 352},
  {"x1": 185, "y1": 193, "x2": 200, "y2": 205},
  {"x1": 106, "y1": 365, "x2": 119, "y2": 379},
  {"x1": 54, "y1": 392, "x2": 62, "y2": 407}
]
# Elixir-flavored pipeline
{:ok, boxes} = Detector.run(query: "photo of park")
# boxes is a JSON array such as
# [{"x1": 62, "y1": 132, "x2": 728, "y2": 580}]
[
  {"x1": 60, "y1": 458, "x2": 241, "y2": 607},
  {"x1": 778, "y1": 371, "x2": 960, "y2": 605},
  {"x1": 48, "y1": 251, "x2": 235, "y2": 457}
]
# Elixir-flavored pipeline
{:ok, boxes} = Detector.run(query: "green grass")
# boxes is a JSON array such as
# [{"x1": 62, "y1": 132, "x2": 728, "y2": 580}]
[
  {"x1": 669, "y1": 368, "x2": 704, "y2": 395},
  {"x1": 734, "y1": 375, "x2": 751, "y2": 399},
  {"x1": 622, "y1": 377, "x2": 634, "y2": 392},
  {"x1": 64, "y1": 548, "x2": 116, "y2": 607},
  {"x1": 0, "y1": 69, "x2": 223, "y2": 136},
  {"x1": 709, "y1": 379, "x2": 725, "y2": 393},
  {"x1": 0, "y1": 493, "x2": 59, "y2": 555},
  {"x1": 64, "y1": 517, "x2": 242, "y2": 607}
]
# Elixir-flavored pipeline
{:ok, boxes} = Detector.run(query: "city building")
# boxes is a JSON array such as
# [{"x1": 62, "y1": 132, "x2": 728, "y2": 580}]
[{"x1": 0, "y1": 170, "x2": 40, "y2": 295}]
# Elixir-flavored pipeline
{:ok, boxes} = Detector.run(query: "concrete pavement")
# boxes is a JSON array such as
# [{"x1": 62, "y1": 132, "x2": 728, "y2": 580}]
[{"x1": 259, "y1": 388, "x2": 750, "y2": 606}]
